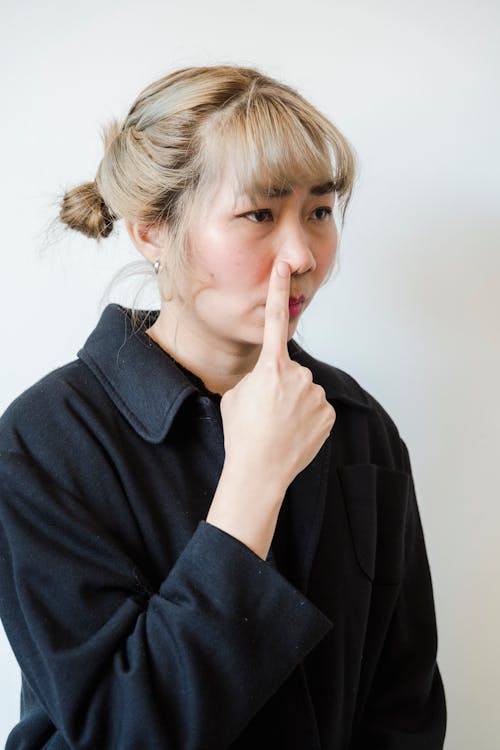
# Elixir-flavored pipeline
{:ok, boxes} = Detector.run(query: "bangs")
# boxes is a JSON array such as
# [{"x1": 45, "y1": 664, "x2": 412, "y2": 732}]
[{"x1": 198, "y1": 89, "x2": 355, "y2": 222}]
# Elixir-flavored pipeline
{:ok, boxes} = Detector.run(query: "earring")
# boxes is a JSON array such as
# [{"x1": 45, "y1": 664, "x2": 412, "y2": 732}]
[{"x1": 153, "y1": 259, "x2": 162, "y2": 275}]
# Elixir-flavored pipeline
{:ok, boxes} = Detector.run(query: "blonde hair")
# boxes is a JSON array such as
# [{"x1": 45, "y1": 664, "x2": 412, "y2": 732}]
[{"x1": 59, "y1": 64, "x2": 357, "y2": 304}]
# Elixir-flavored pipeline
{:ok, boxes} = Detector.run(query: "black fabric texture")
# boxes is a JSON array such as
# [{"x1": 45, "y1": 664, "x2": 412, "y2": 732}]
[{"x1": 0, "y1": 304, "x2": 446, "y2": 749}]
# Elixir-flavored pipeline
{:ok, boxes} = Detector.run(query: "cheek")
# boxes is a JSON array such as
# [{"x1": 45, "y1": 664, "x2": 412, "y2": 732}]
[
  {"x1": 227, "y1": 249, "x2": 270, "y2": 287},
  {"x1": 198, "y1": 244, "x2": 269, "y2": 291},
  {"x1": 317, "y1": 236, "x2": 337, "y2": 276},
  {"x1": 321, "y1": 246, "x2": 336, "y2": 274}
]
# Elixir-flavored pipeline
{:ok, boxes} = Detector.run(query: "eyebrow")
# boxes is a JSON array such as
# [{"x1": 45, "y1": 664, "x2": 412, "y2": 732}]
[{"x1": 260, "y1": 180, "x2": 336, "y2": 198}]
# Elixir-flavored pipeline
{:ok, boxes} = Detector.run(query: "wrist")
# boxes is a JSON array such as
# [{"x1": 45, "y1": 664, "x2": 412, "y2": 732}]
[
  {"x1": 205, "y1": 463, "x2": 286, "y2": 560},
  {"x1": 221, "y1": 456, "x2": 289, "y2": 500}
]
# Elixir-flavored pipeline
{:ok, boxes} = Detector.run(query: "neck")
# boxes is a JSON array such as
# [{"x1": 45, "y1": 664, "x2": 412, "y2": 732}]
[{"x1": 146, "y1": 303, "x2": 262, "y2": 397}]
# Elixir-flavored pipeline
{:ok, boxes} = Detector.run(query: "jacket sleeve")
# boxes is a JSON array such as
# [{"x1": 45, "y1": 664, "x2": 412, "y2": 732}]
[
  {"x1": 351, "y1": 438, "x2": 447, "y2": 748},
  {"x1": 0, "y1": 450, "x2": 332, "y2": 750}
]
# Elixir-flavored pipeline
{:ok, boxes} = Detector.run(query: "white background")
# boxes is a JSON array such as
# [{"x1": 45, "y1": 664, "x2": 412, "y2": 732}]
[{"x1": 1, "y1": 0, "x2": 499, "y2": 747}]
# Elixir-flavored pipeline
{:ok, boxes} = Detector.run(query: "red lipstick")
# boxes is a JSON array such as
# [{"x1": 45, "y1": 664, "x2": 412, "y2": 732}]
[{"x1": 288, "y1": 295, "x2": 305, "y2": 318}]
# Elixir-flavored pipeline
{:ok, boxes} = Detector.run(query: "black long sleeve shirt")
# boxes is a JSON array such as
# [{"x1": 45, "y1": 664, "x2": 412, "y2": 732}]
[{"x1": 0, "y1": 303, "x2": 446, "y2": 749}]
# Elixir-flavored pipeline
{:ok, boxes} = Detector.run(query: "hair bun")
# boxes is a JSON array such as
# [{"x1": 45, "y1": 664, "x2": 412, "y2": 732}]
[{"x1": 59, "y1": 181, "x2": 115, "y2": 240}]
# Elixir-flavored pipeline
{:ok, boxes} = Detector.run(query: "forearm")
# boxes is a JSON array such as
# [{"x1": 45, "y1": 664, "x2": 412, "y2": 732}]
[{"x1": 0, "y1": 453, "x2": 332, "y2": 749}]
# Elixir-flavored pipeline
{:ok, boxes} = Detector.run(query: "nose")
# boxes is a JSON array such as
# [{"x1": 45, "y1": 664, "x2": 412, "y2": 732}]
[{"x1": 278, "y1": 225, "x2": 317, "y2": 275}]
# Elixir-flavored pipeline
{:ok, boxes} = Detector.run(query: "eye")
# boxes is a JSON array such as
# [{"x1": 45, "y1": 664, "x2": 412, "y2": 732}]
[
  {"x1": 240, "y1": 206, "x2": 333, "y2": 223},
  {"x1": 243, "y1": 209, "x2": 273, "y2": 223},
  {"x1": 313, "y1": 206, "x2": 333, "y2": 221}
]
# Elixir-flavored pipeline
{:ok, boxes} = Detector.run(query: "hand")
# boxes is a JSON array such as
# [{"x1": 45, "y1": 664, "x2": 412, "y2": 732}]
[{"x1": 219, "y1": 259, "x2": 336, "y2": 494}]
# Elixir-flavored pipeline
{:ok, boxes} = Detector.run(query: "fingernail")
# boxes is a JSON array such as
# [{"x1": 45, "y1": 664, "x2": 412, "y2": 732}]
[{"x1": 276, "y1": 260, "x2": 289, "y2": 277}]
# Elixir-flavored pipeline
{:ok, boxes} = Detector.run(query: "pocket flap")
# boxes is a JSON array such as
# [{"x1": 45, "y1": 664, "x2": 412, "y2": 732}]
[{"x1": 337, "y1": 463, "x2": 410, "y2": 584}]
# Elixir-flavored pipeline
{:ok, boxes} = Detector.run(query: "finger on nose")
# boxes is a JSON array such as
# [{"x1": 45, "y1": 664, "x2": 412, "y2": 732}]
[
  {"x1": 260, "y1": 259, "x2": 291, "y2": 358},
  {"x1": 276, "y1": 260, "x2": 289, "y2": 277}
]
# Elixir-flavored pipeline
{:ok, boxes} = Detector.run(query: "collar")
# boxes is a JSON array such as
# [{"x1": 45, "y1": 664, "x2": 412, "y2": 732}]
[{"x1": 78, "y1": 304, "x2": 372, "y2": 444}]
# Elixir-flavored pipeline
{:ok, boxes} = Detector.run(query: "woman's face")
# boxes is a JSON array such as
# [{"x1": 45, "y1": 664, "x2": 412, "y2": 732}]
[{"x1": 167, "y1": 166, "x2": 338, "y2": 350}]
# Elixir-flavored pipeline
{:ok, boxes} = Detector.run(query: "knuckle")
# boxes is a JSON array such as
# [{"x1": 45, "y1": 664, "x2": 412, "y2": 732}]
[
  {"x1": 312, "y1": 383, "x2": 326, "y2": 401},
  {"x1": 260, "y1": 357, "x2": 282, "y2": 376},
  {"x1": 327, "y1": 404, "x2": 337, "y2": 423},
  {"x1": 300, "y1": 366, "x2": 313, "y2": 384},
  {"x1": 267, "y1": 306, "x2": 288, "y2": 322},
  {"x1": 221, "y1": 390, "x2": 233, "y2": 407}
]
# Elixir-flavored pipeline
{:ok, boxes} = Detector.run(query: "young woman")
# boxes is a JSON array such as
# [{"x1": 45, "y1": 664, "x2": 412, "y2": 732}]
[{"x1": 0, "y1": 65, "x2": 446, "y2": 749}]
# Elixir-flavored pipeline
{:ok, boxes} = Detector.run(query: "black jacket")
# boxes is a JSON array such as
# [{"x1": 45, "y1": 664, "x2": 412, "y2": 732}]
[{"x1": 0, "y1": 303, "x2": 446, "y2": 749}]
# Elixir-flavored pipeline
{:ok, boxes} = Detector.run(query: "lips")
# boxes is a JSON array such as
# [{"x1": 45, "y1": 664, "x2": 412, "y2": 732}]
[{"x1": 288, "y1": 295, "x2": 306, "y2": 319}]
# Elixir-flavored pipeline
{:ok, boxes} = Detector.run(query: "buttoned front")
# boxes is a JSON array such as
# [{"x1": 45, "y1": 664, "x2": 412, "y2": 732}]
[{"x1": 0, "y1": 304, "x2": 446, "y2": 749}]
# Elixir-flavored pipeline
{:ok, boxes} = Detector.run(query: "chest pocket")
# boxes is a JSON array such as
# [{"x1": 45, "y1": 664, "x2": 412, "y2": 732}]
[{"x1": 338, "y1": 463, "x2": 410, "y2": 585}]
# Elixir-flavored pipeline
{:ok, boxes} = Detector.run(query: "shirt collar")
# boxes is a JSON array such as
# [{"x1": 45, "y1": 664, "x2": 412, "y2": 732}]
[{"x1": 78, "y1": 303, "x2": 372, "y2": 444}]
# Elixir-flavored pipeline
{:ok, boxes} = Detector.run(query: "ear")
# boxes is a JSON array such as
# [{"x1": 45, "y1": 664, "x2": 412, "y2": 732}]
[{"x1": 124, "y1": 220, "x2": 167, "y2": 264}]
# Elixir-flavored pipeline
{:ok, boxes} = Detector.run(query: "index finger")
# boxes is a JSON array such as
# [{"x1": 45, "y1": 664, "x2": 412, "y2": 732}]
[{"x1": 260, "y1": 259, "x2": 291, "y2": 360}]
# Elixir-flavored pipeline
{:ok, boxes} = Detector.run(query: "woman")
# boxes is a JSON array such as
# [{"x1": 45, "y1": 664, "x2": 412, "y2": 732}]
[{"x1": 0, "y1": 65, "x2": 446, "y2": 749}]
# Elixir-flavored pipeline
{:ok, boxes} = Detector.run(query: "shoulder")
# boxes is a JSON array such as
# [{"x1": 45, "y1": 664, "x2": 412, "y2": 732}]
[
  {"x1": 0, "y1": 357, "x2": 135, "y2": 537},
  {"x1": 0, "y1": 358, "x2": 112, "y2": 461},
  {"x1": 2, "y1": 357, "x2": 99, "y2": 422}
]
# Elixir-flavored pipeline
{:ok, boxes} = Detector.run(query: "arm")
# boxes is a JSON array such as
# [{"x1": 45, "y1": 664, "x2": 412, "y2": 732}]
[
  {"x1": 351, "y1": 439, "x2": 447, "y2": 748},
  {"x1": 0, "y1": 451, "x2": 332, "y2": 750}
]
